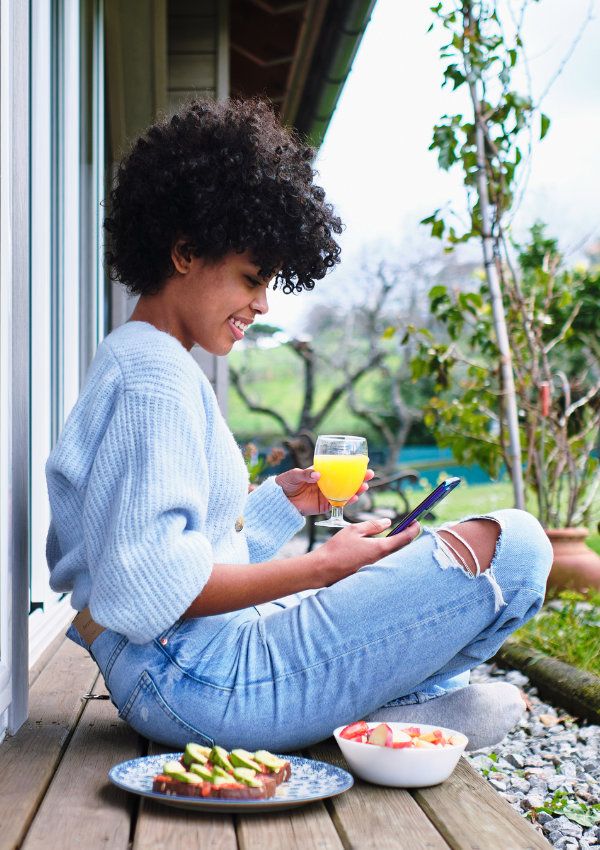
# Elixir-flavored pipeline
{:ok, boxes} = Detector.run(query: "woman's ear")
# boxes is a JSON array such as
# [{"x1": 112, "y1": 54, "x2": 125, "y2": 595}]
[{"x1": 171, "y1": 239, "x2": 193, "y2": 274}]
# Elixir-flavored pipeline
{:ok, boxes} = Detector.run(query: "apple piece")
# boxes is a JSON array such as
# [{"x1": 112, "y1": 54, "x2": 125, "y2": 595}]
[
  {"x1": 391, "y1": 741, "x2": 414, "y2": 749},
  {"x1": 366, "y1": 723, "x2": 393, "y2": 747},
  {"x1": 414, "y1": 738, "x2": 436, "y2": 749},
  {"x1": 392, "y1": 730, "x2": 412, "y2": 744},
  {"x1": 447, "y1": 734, "x2": 462, "y2": 746},
  {"x1": 418, "y1": 732, "x2": 439, "y2": 744},
  {"x1": 340, "y1": 720, "x2": 369, "y2": 740},
  {"x1": 403, "y1": 726, "x2": 422, "y2": 737}
]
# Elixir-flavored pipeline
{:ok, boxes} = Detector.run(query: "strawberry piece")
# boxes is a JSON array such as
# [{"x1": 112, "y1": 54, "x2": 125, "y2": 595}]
[
  {"x1": 391, "y1": 741, "x2": 414, "y2": 749},
  {"x1": 403, "y1": 726, "x2": 422, "y2": 737},
  {"x1": 340, "y1": 720, "x2": 369, "y2": 740}
]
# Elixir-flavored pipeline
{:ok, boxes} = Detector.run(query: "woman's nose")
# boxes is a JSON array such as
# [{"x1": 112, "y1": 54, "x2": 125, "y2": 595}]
[{"x1": 251, "y1": 290, "x2": 269, "y2": 315}]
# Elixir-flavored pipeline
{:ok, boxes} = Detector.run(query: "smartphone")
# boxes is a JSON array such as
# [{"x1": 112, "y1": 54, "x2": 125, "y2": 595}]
[{"x1": 386, "y1": 477, "x2": 462, "y2": 536}]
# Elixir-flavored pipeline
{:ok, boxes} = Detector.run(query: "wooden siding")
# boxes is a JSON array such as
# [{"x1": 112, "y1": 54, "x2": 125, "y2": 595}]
[
  {"x1": 166, "y1": 0, "x2": 229, "y2": 409},
  {"x1": 167, "y1": 0, "x2": 217, "y2": 113}
]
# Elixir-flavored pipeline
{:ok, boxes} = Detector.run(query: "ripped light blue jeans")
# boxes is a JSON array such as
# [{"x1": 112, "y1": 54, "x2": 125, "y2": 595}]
[{"x1": 67, "y1": 509, "x2": 553, "y2": 752}]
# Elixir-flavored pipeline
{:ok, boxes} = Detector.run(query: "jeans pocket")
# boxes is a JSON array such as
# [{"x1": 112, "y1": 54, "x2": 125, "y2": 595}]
[{"x1": 118, "y1": 670, "x2": 215, "y2": 750}]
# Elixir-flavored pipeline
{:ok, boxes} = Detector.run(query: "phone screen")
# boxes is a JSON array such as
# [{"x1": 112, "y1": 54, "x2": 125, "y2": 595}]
[{"x1": 386, "y1": 477, "x2": 462, "y2": 536}]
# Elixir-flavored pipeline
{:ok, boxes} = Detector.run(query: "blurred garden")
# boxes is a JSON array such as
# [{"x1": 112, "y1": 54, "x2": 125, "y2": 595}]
[
  {"x1": 230, "y1": 0, "x2": 600, "y2": 680},
  {"x1": 229, "y1": 2, "x2": 600, "y2": 587}
]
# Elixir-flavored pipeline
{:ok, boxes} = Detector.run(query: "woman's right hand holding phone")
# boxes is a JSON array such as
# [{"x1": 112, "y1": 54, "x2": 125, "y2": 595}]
[{"x1": 314, "y1": 518, "x2": 420, "y2": 587}]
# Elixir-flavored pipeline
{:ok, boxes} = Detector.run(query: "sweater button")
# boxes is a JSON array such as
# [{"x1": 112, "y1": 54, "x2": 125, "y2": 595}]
[
  {"x1": 235, "y1": 515, "x2": 244, "y2": 532},
  {"x1": 160, "y1": 637, "x2": 168, "y2": 646}
]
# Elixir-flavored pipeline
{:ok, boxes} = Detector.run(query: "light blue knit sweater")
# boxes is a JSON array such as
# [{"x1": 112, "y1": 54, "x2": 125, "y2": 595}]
[{"x1": 46, "y1": 321, "x2": 305, "y2": 644}]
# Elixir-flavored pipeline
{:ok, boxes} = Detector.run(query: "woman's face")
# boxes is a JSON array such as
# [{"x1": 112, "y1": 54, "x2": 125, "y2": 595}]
[{"x1": 130, "y1": 249, "x2": 273, "y2": 354}]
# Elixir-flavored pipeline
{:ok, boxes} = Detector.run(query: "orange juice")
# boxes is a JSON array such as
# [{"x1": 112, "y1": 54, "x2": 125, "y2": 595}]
[{"x1": 313, "y1": 454, "x2": 369, "y2": 507}]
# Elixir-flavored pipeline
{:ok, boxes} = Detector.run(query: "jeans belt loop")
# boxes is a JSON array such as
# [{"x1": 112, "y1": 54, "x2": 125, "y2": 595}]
[{"x1": 72, "y1": 606, "x2": 106, "y2": 647}]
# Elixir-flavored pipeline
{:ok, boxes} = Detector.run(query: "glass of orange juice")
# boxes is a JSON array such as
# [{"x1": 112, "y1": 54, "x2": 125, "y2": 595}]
[{"x1": 313, "y1": 435, "x2": 369, "y2": 527}]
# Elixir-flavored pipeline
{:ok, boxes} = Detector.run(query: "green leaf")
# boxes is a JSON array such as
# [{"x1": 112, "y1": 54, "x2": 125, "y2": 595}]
[
  {"x1": 432, "y1": 218, "x2": 445, "y2": 238},
  {"x1": 540, "y1": 113, "x2": 551, "y2": 140},
  {"x1": 382, "y1": 326, "x2": 396, "y2": 340},
  {"x1": 428, "y1": 285, "x2": 447, "y2": 300},
  {"x1": 508, "y1": 48, "x2": 517, "y2": 67}
]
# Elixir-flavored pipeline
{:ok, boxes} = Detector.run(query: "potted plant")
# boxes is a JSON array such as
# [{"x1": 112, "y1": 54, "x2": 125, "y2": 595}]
[{"x1": 409, "y1": 224, "x2": 600, "y2": 593}]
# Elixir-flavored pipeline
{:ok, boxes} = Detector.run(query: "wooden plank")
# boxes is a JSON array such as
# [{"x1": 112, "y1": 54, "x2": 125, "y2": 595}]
[
  {"x1": 133, "y1": 741, "x2": 237, "y2": 849},
  {"x1": 0, "y1": 639, "x2": 100, "y2": 850},
  {"x1": 168, "y1": 15, "x2": 217, "y2": 53},
  {"x1": 413, "y1": 758, "x2": 552, "y2": 850},
  {"x1": 169, "y1": 52, "x2": 215, "y2": 90},
  {"x1": 308, "y1": 739, "x2": 450, "y2": 850},
  {"x1": 21, "y1": 686, "x2": 143, "y2": 850},
  {"x1": 167, "y1": 89, "x2": 216, "y2": 113},
  {"x1": 170, "y1": 0, "x2": 216, "y2": 15},
  {"x1": 237, "y1": 806, "x2": 344, "y2": 850},
  {"x1": 236, "y1": 751, "x2": 343, "y2": 850}
]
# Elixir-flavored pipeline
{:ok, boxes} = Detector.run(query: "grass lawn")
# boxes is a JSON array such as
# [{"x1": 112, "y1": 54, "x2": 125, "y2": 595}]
[{"x1": 513, "y1": 590, "x2": 600, "y2": 676}]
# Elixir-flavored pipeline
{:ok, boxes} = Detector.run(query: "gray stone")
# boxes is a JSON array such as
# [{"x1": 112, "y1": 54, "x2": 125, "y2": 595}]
[
  {"x1": 505, "y1": 670, "x2": 529, "y2": 687},
  {"x1": 507, "y1": 777, "x2": 531, "y2": 794},
  {"x1": 521, "y1": 793, "x2": 546, "y2": 810},
  {"x1": 552, "y1": 816, "x2": 584, "y2": 837},
  {"x1": 504, "y1": 752, "x2": 526, "y2": 769},
  {"x1": 578, "y1": 727, "x2": 600, "y2": 744}
]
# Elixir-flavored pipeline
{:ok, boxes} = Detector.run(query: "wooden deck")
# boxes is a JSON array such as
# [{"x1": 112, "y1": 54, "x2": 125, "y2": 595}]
[{"x1": 1, "y1": 635, "x2": 552, "y2": 850}]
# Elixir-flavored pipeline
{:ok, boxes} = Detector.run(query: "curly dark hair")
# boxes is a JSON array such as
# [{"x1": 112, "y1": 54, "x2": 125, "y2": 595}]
[{"x1": 104, "y1": 97, "x2": 343, "y2": 295}]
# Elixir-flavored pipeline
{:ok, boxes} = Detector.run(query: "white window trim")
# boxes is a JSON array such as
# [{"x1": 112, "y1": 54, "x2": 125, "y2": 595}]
[{"x1": 0, "y1": 0, "x2": 30, "y2": 738}]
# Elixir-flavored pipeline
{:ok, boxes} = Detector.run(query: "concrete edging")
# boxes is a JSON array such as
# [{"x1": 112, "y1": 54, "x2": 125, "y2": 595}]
[{"x1": 493, "y1": 639, "x2": 600, "y2": 725}]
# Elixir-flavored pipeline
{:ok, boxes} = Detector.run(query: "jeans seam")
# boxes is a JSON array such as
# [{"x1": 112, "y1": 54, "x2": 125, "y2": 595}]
[{"x1": 103, "y1": 636, "x2": 127, "y2": 682}]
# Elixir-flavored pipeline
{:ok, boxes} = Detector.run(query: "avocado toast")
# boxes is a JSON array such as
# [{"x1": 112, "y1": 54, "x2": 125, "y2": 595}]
[{"x1": 152, "y1": 743, "x2": 292, "y2": 799}]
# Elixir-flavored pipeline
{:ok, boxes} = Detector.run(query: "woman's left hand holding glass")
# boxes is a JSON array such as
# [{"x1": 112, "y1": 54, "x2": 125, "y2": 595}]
[{"x1": 275, "y1": 467, "x2": 375, "y2": 517}]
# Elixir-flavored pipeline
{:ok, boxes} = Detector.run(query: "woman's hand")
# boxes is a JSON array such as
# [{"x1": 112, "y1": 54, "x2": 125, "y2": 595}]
[
  {"x1": 313, "y1": 518, "x2": 421, "y2": 586},
  {"x1": 275, "y1": 467, "x2": 375, "y2": 516}
]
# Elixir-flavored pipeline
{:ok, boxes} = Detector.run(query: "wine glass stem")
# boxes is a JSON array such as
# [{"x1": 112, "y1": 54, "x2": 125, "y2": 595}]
[{"x1": 330, "y1": 505, "x2": 344, "y2": 522}]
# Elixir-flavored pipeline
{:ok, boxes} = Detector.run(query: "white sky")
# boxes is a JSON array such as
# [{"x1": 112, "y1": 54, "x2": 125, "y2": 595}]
[{"x1": 266, "y1": 0, "x2": 600, "y2": 334}]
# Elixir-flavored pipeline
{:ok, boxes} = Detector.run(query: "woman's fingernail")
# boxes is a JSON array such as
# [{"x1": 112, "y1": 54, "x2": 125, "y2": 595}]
[{"x1": 310, "y1": 471, "x2": 319, "y2": 479}]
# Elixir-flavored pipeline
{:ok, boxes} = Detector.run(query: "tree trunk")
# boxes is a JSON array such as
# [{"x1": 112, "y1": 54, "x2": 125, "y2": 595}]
[{"x1": 463, "y1": 3, "x2": 525, "y2": 510}]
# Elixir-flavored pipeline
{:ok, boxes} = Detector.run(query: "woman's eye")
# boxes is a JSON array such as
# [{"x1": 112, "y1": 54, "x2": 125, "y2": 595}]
[{"x1": 246, "y1": 276, "x2": 261, "y2": 288}]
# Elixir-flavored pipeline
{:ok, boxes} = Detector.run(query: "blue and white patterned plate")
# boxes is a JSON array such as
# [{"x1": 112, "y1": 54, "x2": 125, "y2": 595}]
[{"x1": 108, "y1": 752, "x2": 353, "y2": 813}]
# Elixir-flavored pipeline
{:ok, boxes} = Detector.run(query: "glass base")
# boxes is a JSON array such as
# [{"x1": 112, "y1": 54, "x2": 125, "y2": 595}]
[{"x1": 314, "y1": 517, "x2": 350, "y2": 528}]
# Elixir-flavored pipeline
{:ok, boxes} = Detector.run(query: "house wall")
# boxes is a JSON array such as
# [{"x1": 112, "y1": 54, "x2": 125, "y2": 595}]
[{"x1": 106, "y1": 0, "x2": 229, "y2": 411}]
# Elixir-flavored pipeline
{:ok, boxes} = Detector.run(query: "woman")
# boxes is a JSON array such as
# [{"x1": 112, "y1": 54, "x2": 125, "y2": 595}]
[{"x1": 46, "y1": 98, "x2": 552, "y2": 753}]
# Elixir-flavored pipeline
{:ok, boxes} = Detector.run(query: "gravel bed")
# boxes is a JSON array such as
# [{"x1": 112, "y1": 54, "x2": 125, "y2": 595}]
[{"x1": 467, "y1": 662, "x2": 600, "y2": 850}]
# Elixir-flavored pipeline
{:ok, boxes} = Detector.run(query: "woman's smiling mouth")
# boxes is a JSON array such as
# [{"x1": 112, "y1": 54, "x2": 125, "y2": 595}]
[{"x1": 228, "y1": 316, "x2": 251, "y2": 340}]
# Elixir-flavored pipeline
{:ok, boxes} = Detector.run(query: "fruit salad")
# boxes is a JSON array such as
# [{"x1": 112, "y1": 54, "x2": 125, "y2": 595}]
[{"x1": 339, "y1": 721, "x2": 462, "y2": 749}]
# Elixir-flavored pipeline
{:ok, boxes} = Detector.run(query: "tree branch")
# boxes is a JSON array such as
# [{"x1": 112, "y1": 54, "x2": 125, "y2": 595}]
[{"x1": 229, "y1": 365, "x2": 292, "y2": 434}]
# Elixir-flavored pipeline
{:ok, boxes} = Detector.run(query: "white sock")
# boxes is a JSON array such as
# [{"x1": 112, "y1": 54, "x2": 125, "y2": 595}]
[{"x1": 363, "y1": 682, "x2": 526, "y2": 751}]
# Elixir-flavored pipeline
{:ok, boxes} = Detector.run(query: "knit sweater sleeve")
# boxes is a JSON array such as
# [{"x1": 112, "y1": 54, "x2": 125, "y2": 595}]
[
  {"x1": 243, "y1": 477, "x2": 305, "y2": 562},
  {"x1": 85, "y1": 390, "x2": 213, "y2": 644}
]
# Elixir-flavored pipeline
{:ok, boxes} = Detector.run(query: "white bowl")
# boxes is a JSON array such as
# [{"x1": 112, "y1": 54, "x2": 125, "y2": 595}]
[{"x1": 333, "y1": 722, "x2": 468, "y2": 788}]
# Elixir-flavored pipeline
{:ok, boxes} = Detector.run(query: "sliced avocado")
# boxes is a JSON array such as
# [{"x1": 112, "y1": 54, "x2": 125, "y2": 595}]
[
  {"x1": 253, "y1": 750, "x2": 287, "y2": 771},
  {"x1": 181, "y1": 771, "x2": 204, "y2": 785},
  {"x1": 229, "y1": 749, "x2": 262, "y2": 772},
  {"x1": 211, "y1": 765, "x2": 231, "y2": 780},
  {"x1": 189, "y1": 763, "x2": 213, "y2": 782},
  {"x1": 232, "y1": 767, "x2": 263, "y2": 788},
  {"x1": 210, "y1": 745, "x2": 234, "y2": 772},
  {"x1": 163, "y1": 760, "x2": 189, "y2": 782},
  {"x1": 211, "y1": 774, "x2": 234, "y2": 786},
  {"x1": 183, "y1": 743, "x2": 211, "y2": 767}
]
